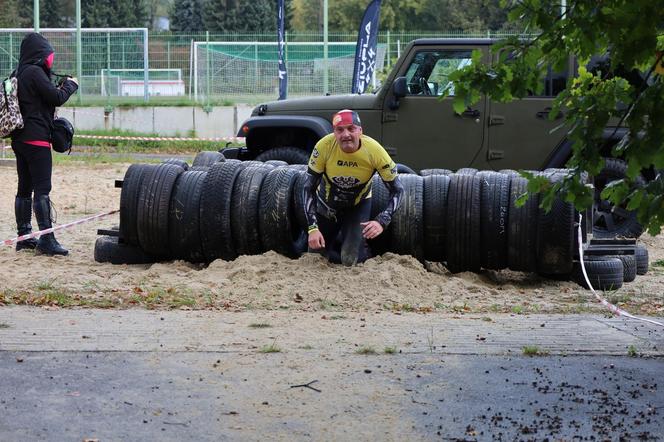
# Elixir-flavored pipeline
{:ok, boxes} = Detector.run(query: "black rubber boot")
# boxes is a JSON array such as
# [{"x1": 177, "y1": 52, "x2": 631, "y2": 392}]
[
  {"x1": 15, "y1": 196, "x2": 38, "y2": 251},
  {"x1": 34, "y1": 194, "x2": 68, "y2": 256}
]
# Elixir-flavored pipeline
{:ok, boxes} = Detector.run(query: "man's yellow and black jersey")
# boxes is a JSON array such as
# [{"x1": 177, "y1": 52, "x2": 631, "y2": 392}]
[{"x1": 308, "y1": 133, "x2": 397, "y2": 208}]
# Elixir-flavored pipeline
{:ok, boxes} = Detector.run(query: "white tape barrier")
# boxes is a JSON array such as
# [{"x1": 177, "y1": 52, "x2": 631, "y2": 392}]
[
  {"x1": 577, "y1": 214, "x2": 663, "y2": 327},
  {"x1": 75, "y1": 134, "x2": 245, "y2": 143},
  {"x1": 2, "y1": 209, "x2": 119, "y2": 247}
]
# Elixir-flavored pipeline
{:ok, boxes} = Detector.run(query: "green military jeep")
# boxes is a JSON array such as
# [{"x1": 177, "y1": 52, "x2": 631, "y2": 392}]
[{"x1": 231, "y1": 38, "x2": 647, "y2": 238}]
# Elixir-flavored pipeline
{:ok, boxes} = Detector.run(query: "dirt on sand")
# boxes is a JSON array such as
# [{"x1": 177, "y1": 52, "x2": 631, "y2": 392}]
[{"x1": 0, "y1": 161, "x2": 662, "y2": 316}]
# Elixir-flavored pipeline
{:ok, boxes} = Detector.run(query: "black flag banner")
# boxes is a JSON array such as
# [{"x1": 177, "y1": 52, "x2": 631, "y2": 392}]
[
  {"x1": 277, "y1": 0, "x2": 288, "y2": 100},
  {"x1": 351, "y1": 0, "x2": 382, "y2": 94}
]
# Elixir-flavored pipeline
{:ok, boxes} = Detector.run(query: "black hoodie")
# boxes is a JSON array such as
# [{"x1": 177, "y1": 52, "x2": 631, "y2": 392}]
[{"x1": 11, "y1": 33, "x2": 78, "y2": 144}]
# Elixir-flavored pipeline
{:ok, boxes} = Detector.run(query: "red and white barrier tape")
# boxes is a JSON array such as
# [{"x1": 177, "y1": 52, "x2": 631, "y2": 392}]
[
  {"x1": 75, "y1": 134, "x2": 245, "y2": 143},
  {"x1": 577, "y1": 214, "x2": 663, "y2": 327},
  {"x1": 2, "y1": 209, "x2": 119, "y2": 247}
]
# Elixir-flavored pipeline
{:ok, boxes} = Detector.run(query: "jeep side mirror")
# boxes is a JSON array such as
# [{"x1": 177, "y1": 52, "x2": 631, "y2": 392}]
[{"x1": 390, "y1": 76, "x2": 408, "y2": 110}]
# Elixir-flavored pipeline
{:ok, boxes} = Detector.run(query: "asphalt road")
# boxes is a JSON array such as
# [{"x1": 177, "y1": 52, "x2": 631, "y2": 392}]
[{"x1": 0, "y1": 308, "x2": 662, "y2": 441}]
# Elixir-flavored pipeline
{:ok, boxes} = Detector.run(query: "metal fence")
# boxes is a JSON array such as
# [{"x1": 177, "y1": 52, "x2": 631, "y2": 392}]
[{"x1": 0, "y1": 29, "x2": 529, "y2": 105}]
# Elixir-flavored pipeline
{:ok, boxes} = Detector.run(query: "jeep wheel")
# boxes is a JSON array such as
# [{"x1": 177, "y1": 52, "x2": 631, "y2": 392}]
[
  {"x1": 255, "y1": 147, "x2": 309, "y2": 164},
  {"x1": 593, "y1": 158, "x2": 645, "y2": 238}
]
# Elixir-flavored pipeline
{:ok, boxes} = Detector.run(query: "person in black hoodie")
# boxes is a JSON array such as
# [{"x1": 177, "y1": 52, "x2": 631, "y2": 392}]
[{"x1": 11, "y1": 33, "x2": 78, "y2": 256}]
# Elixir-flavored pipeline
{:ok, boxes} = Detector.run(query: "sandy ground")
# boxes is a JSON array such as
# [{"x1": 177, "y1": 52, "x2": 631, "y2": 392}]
[{"x1": 0, "y1": 160, "x2": 662, "y2": 316}]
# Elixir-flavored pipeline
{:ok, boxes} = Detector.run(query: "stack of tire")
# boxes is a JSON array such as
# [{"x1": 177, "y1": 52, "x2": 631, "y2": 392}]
[{"x1": 95, "y1": 155, "x2": 648, "y2": 291}]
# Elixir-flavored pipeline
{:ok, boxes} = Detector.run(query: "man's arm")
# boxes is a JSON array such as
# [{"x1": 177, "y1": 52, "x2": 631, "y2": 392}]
[
  {"x1": 303, "y1": 168, "x2": 322, "y2": 233},
  {"x1": 375, "y1": 175, "x2": 404, "y2": 228}
]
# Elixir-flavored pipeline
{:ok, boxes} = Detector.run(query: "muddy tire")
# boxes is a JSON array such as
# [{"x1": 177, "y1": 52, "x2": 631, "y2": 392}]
[
  {"x1": 593, "y1": 158, "x2": 645, "y2": 239},
  {"x1": 396, "y1": 163, "x2": 416, "y2": 174},
  {"x1": 536, "y1": 172, "x2": 575, "y2": 275},
  {"x1": 445, "y1": 174, "x2": 481, "y2": 272},
  {"x1": 508, "y1": 176, "x2": 539, "y2": 272},
  {"x1": 168, "y1": 170, "x2": 207, "y2": 262},
  {"x1": 161, "y1": 158, "x2": 189, "y2": 170},
  {"x1": 259, "y1": 167, "x2": 307, "y2": 258},
  {"x1": 420, "y1": 168, "x2": 452, "y2": 176},
  {"x1": 422, "y1": 174, "x2": 450, "y2": 262},
  {"x1": 390, "y1": 174, "x2": 424, "y2": 261},
  {"x1": 635, "y1": 244, "x2": 649, "y2": 275},
  {"x1": 120, "y1": 164, "x2": 155, "y2": 246},
  {"x1": 255, "y1": 147, "x2": 309, "y2": 164},
  {"x1": 477, "y1": 171, "x2": 511, "y2": 270},
  {"x1": 199, "y1": 160, "x2": 245, "y2": 261},
  {"x1": 192, "y1": 150, "x2": 225, "y2": 167},
  {"x1": 231, "y1": 166, "x2": 272, "y2": 256},
  {"x1": 368, "y1": 174, "x2": 392, "y2": 256},
  {"x1": 572, "y1": 256, "x2": 624, "y2": 291},
  {"x1": 607, "y1": 254, "x2": 637, "y2": 283},
  {"x1": 94, "y1": 235, "x2": 155, "y2": 265},
  {"x1": 137, "y1": 163, "x2": 184, "y2": 257},
  {"x1": 456, "y1": 168, "x2": 478, "y2": 176}
]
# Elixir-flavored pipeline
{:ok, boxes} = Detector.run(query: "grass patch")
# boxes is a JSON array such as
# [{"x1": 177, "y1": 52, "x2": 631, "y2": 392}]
[
  {"x1": 248, "y1": 323, "x2": 272, "y2": 329},
  {"x1": 318, "y1": 298, "x2": 338, "y2": 311},
  {"x1": 260, "y1": 340, "x2": 281, "y2": 353},
  {"x1": 522, "y1": 345, "x2": 549, "y2": 356},
  {"x1": 511, "y1": 305, "x2": 524, "y2": 315},
  {"x1": 627, "y1": 345, "x2": 638, "y2": 357},
  {"x1": 355, "y1": 345, "x2": 377, "y2": 355},
  {"x1": 298, "y1": 344, "x2": 314, "y2": 350},
  {"x1": 481, "y1": 316, "x2": 493, "y2": 322},
  {"x1": 328, "y1": 315, "x2": 346, "y2": 320},
  {"x1": 0, "y1": 323, "x2": 9, "y2": 329},
  {"x1": 652, "y1": 259, "x2": 664, "y2": 267},
  {"x1": 609, "y1": 293, "x2": 632, "y2": 305},
  {"x1": 384, "y1": 346, "x2": 397, "y2": 354}
]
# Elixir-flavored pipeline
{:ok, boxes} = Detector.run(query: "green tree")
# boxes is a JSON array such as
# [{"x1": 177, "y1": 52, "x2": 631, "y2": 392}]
[
  {"x1": 83, "y1": 0, "x2": 149, "y2": 27},
  {"x1": 170, "y1": 0, "x2": 205, "y2": 32},
  {"x1": 203, "y1": 0, "x2": 275, "y2": 33},
  {"x1": 450, "y1": 1, "x2": 664, "y2": 233}
]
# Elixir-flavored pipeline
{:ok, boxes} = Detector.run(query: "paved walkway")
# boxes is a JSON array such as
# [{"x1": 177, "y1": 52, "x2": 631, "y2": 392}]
[{"x1": 0, "y1": 308, "x2": 662, "y2": 441}]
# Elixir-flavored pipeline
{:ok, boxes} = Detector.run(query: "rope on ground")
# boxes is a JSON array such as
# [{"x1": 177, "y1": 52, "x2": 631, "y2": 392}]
[
  {"x1": 1, "y1": 209, "x2": 119, "y2": 247},
  {"x1": 577, "y1": 213, "x2": 664, "y2": 327},
  {"x1": 75, "y1": 134, "x2": 245, "y2": 143}
]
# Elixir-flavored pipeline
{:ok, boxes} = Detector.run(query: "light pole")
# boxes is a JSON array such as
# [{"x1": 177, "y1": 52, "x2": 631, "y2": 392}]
[
  {"x1": 323, "y1": 0, "x2": 328, "y2": 95},
  {"x1": 34, "y1": 0, "x2": 39, "y2": 32}
]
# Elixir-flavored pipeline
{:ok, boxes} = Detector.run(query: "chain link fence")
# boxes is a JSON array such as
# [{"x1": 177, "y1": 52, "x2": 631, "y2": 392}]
[{"x1": 1, "y1": 30, "x2": 528, "y2": 105}]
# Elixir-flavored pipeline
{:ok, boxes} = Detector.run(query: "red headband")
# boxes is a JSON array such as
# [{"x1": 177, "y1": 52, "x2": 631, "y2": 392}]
[{"x1": 332, "y1": 109, "x2": 361, "y2": 128}]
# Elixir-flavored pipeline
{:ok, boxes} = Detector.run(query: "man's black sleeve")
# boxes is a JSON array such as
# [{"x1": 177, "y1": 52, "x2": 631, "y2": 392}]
[
  {"x1": 303, "y1": 167, "x2": 322, "y2": 233},
  {"x1": 374, "y1": 174, "x2": 404, "y2": 228},
  {"x1": 32, "y1": 68, "x2": 78, "y2": 107}
]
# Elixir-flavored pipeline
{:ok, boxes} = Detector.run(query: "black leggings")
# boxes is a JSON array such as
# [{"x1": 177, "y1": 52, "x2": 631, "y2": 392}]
[
  {"x1": 12, "y1": 141, "x2": 52, "y2": 198},
  {"x1": 317, "y1": 197, "x2": 372, "y2": 265}
]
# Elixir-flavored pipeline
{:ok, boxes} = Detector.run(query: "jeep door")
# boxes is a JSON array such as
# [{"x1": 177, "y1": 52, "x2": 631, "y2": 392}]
[
  {"x1": 381, "y1": 45, "x2": 489, "y2": 171},
  {"x1": 476, "y1": 60, "x2": 573, "y2": 170}
]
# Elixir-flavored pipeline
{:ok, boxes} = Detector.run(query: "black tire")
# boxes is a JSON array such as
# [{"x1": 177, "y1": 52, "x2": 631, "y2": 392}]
[
  {"x1": 572, "y1": 256, "x2": 624, "y2": 291},
  {"x1": 192, "y1": 151, "x2": 225, "y2": 167},
  {"x1": 593, "y1": 158, "x2": 645, "y2": 239},
  {"x1": 199, "y1": 160, "x2": 245, "y2": 261},
  {"x1": 445, "y1": 174, "x2": 481, "y2": 273},
  {"x1": 396, "y1": 163, "x2": 416, "y2": 174},
  {"x1": 420, "y1": 168, "x2": 452, "y2": 176},
  {"x1": 265, "y1": 160, "x2": 288, "y2": 167},
  {"x1": 607, "y1": 254, "x2": 637, "y2": 283},
  {"x1": 137, "y1": 163, "x2": 184, "y2": 257},
  {"x1": 231, "y1": 166, "x2": 272, "y2": 256},
  {"x1": 456, "y1": 167, "x2": 478, "y2": 176},
  {"x1": 635, "y1": 244, "x2": 649, "y2": 275},
  {"x1": 255, "y1": 147, "x2": 309, "y2": 164},
  {"x1": 119, "y1": 164, "x2": 155, "y2": 246},
  {"x1": 259, "y1": 167, "x2": 307, "y2": 258},
  {"x1": 94, "y1": 236, "x2": 156, "y2": 265},
  {"x1": 390, "y1": 174, "x2": 424, "y2": 260},
  {"x1": 190, "y1": 165, "x2": 210, "y2": 172},
  {"x1": 499, "y1": 169, "x2": 520, "y2": 177},
  {"x1": 508, "y1": 176, "x2": 539, "y2": 272},
  {"x1": 168, "y1": 170, "x2": 207, "y2": 262},
  {"x1": 536, "y1": 172, "x2": 575, "y2": 275},
  {"x1": 292, "y1": 170, "x2": 309, "y2": 232},
  {"x1": 477, "y1": 171, "x2": 511, "y2": 270},
  {"x1": 162, "y1": 158, "x2": 189, "y2": 170},
  {"x1": 368, "y1": 173, "x2": 392, "y2": 255},
  {"x1": 422, "y1": 174, "x2": 450, "y2": 262}
]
